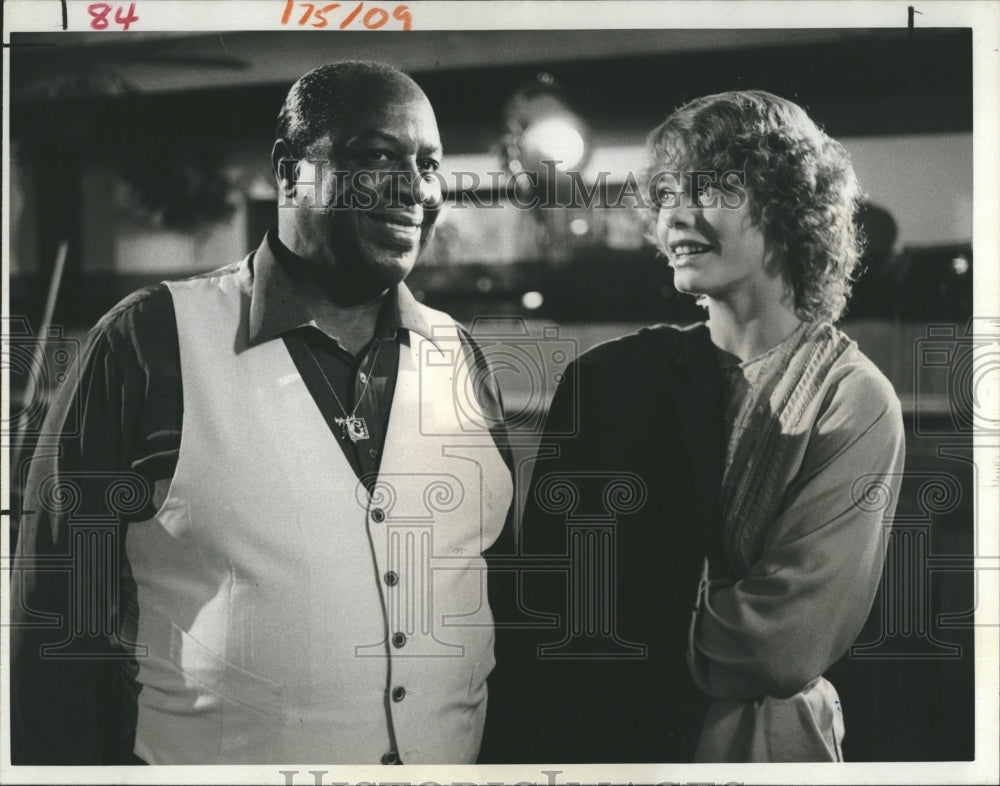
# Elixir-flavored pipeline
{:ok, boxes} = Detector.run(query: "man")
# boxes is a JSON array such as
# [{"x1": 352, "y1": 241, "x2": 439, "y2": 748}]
[{"x1": 11, "y1": 61, "x2": 514, "y2": 765}]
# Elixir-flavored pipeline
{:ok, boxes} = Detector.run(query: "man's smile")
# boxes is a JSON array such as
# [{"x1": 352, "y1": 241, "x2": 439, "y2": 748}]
[{"x1": 362, "y1": 210, "x2": 423, "y2": 247}]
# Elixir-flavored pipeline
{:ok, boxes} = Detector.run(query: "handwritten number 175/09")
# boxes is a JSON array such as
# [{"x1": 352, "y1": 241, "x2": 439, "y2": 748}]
[
  {"x1": 282, "y1": 2, "x2": 412, "y2": 30},
  {"x1": 88, "y1": 3, "x2": 139, "y2": 30},
  {"x1": 86, "y1": 2, "x2": 410, "y2": 33}
]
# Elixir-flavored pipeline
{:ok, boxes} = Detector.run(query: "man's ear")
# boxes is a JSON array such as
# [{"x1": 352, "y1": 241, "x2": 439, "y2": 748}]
[{"x1": 271, "y1": 139, "x2": 298, "y2": 197}]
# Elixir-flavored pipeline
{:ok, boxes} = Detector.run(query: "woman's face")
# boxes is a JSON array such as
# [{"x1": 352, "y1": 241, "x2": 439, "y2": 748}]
[{"x1": 654, "y1": 172, "x2": 775, "y2": 303}]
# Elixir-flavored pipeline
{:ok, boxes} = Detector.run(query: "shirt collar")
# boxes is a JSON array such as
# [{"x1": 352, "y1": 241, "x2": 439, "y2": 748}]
[{"x1": 248, "y1": 230, "x2": 441, "y2": 349}]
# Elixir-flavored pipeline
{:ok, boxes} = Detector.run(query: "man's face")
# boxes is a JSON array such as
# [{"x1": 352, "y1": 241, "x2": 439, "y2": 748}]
[{"x1": 286, "y1": 81, "x2": 443, "y2": 292}]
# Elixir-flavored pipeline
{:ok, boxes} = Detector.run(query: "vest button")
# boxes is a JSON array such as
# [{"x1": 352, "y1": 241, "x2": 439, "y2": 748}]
[
  {"x1": 391, "y1": 686, "x2": 406, "y2": 702},
  {"x1": 371, "y1": 507, "x2": 386, "y2": 523},
  {"x1": 384, "y1": 571, "x2": 399, "y2": 586},
  {"x1": 392, "y1": 631, "x2": 406, "y2": 648},
  {"x1": 380, "y1": 751, "x2": 400, "y2": 764}
]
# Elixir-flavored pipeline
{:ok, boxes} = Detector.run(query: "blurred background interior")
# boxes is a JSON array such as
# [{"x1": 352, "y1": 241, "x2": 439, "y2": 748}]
[{"x1": 7, "y1": 28, "x2": 977, "y2": 762}]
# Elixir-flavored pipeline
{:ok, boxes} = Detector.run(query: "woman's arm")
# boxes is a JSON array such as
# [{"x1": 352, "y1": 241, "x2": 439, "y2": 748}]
[{"x1": 690, "y1": 361, "x2": 906, "y2": 700}]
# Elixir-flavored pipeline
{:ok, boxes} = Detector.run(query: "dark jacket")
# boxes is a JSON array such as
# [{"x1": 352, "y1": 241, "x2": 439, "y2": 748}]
[{"x1": 481, "y1": 323, "x2": 725, "y2": 763}]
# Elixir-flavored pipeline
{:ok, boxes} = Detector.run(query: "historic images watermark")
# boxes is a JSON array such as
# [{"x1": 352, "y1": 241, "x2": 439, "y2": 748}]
[
  {"x1": 1, "y1": 316, "x2": 81, "y2": 440},
  {"x1": 275, "y1": 160, "x2": 750, "y2": 212},
  {"x1": 277, "y1": 770, "x2": 744, "y2": 785},
  {"x1": 8, "y1": 318, "x2": 995, "y2": 666}
]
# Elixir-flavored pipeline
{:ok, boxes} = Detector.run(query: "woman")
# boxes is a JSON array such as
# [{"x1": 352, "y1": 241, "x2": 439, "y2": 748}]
[{"x1": 647, "y1": 90, "x2": 906, "y2": 761}]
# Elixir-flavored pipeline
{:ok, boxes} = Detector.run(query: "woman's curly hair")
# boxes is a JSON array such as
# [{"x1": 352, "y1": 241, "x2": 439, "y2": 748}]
[{"x1": 646, "y1": 90, "x2": 864, "y2": 323}]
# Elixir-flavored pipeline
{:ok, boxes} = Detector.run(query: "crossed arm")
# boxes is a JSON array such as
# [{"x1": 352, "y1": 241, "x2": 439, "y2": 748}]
[{"x1": 689, "y1": 367, "x2": 906, "y2": 700}]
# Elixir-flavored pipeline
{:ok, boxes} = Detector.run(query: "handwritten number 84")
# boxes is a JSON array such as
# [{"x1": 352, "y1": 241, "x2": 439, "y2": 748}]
[
  {"x1": 282, "y1": 2, "x2": 412, "y2": 30},
  {"x1": 88, "y1": 3, "x2": 139, "y2": 31}
]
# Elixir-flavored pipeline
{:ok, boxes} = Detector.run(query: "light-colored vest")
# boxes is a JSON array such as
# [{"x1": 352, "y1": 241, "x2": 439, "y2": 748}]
[{"x1": 125, "y1": 259, "x2": 513, "y2": 764}]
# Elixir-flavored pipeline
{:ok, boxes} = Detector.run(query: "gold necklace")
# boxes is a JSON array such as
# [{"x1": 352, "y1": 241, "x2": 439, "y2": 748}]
[{"x1": 302, "y1": 339, "x2": 383, "y2": 442}]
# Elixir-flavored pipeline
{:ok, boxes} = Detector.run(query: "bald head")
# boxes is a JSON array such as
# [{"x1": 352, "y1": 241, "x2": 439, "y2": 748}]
[{"x1": 276, "y1": 61, "x2": 428, "y2": 158}]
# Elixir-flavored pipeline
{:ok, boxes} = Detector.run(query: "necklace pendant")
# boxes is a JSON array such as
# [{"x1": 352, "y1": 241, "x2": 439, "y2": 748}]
[{"x1": 335, "y1": 415, "x2": 370, "y2": 442}]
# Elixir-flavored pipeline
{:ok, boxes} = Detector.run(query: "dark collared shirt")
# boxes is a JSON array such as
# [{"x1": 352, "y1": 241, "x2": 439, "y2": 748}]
[
  {"x1": 10, "y1": 231, "x2": 511, "y2": 765},
  {"x1": 255, "y1": 232, "x2": 439, "y2": 482}
]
